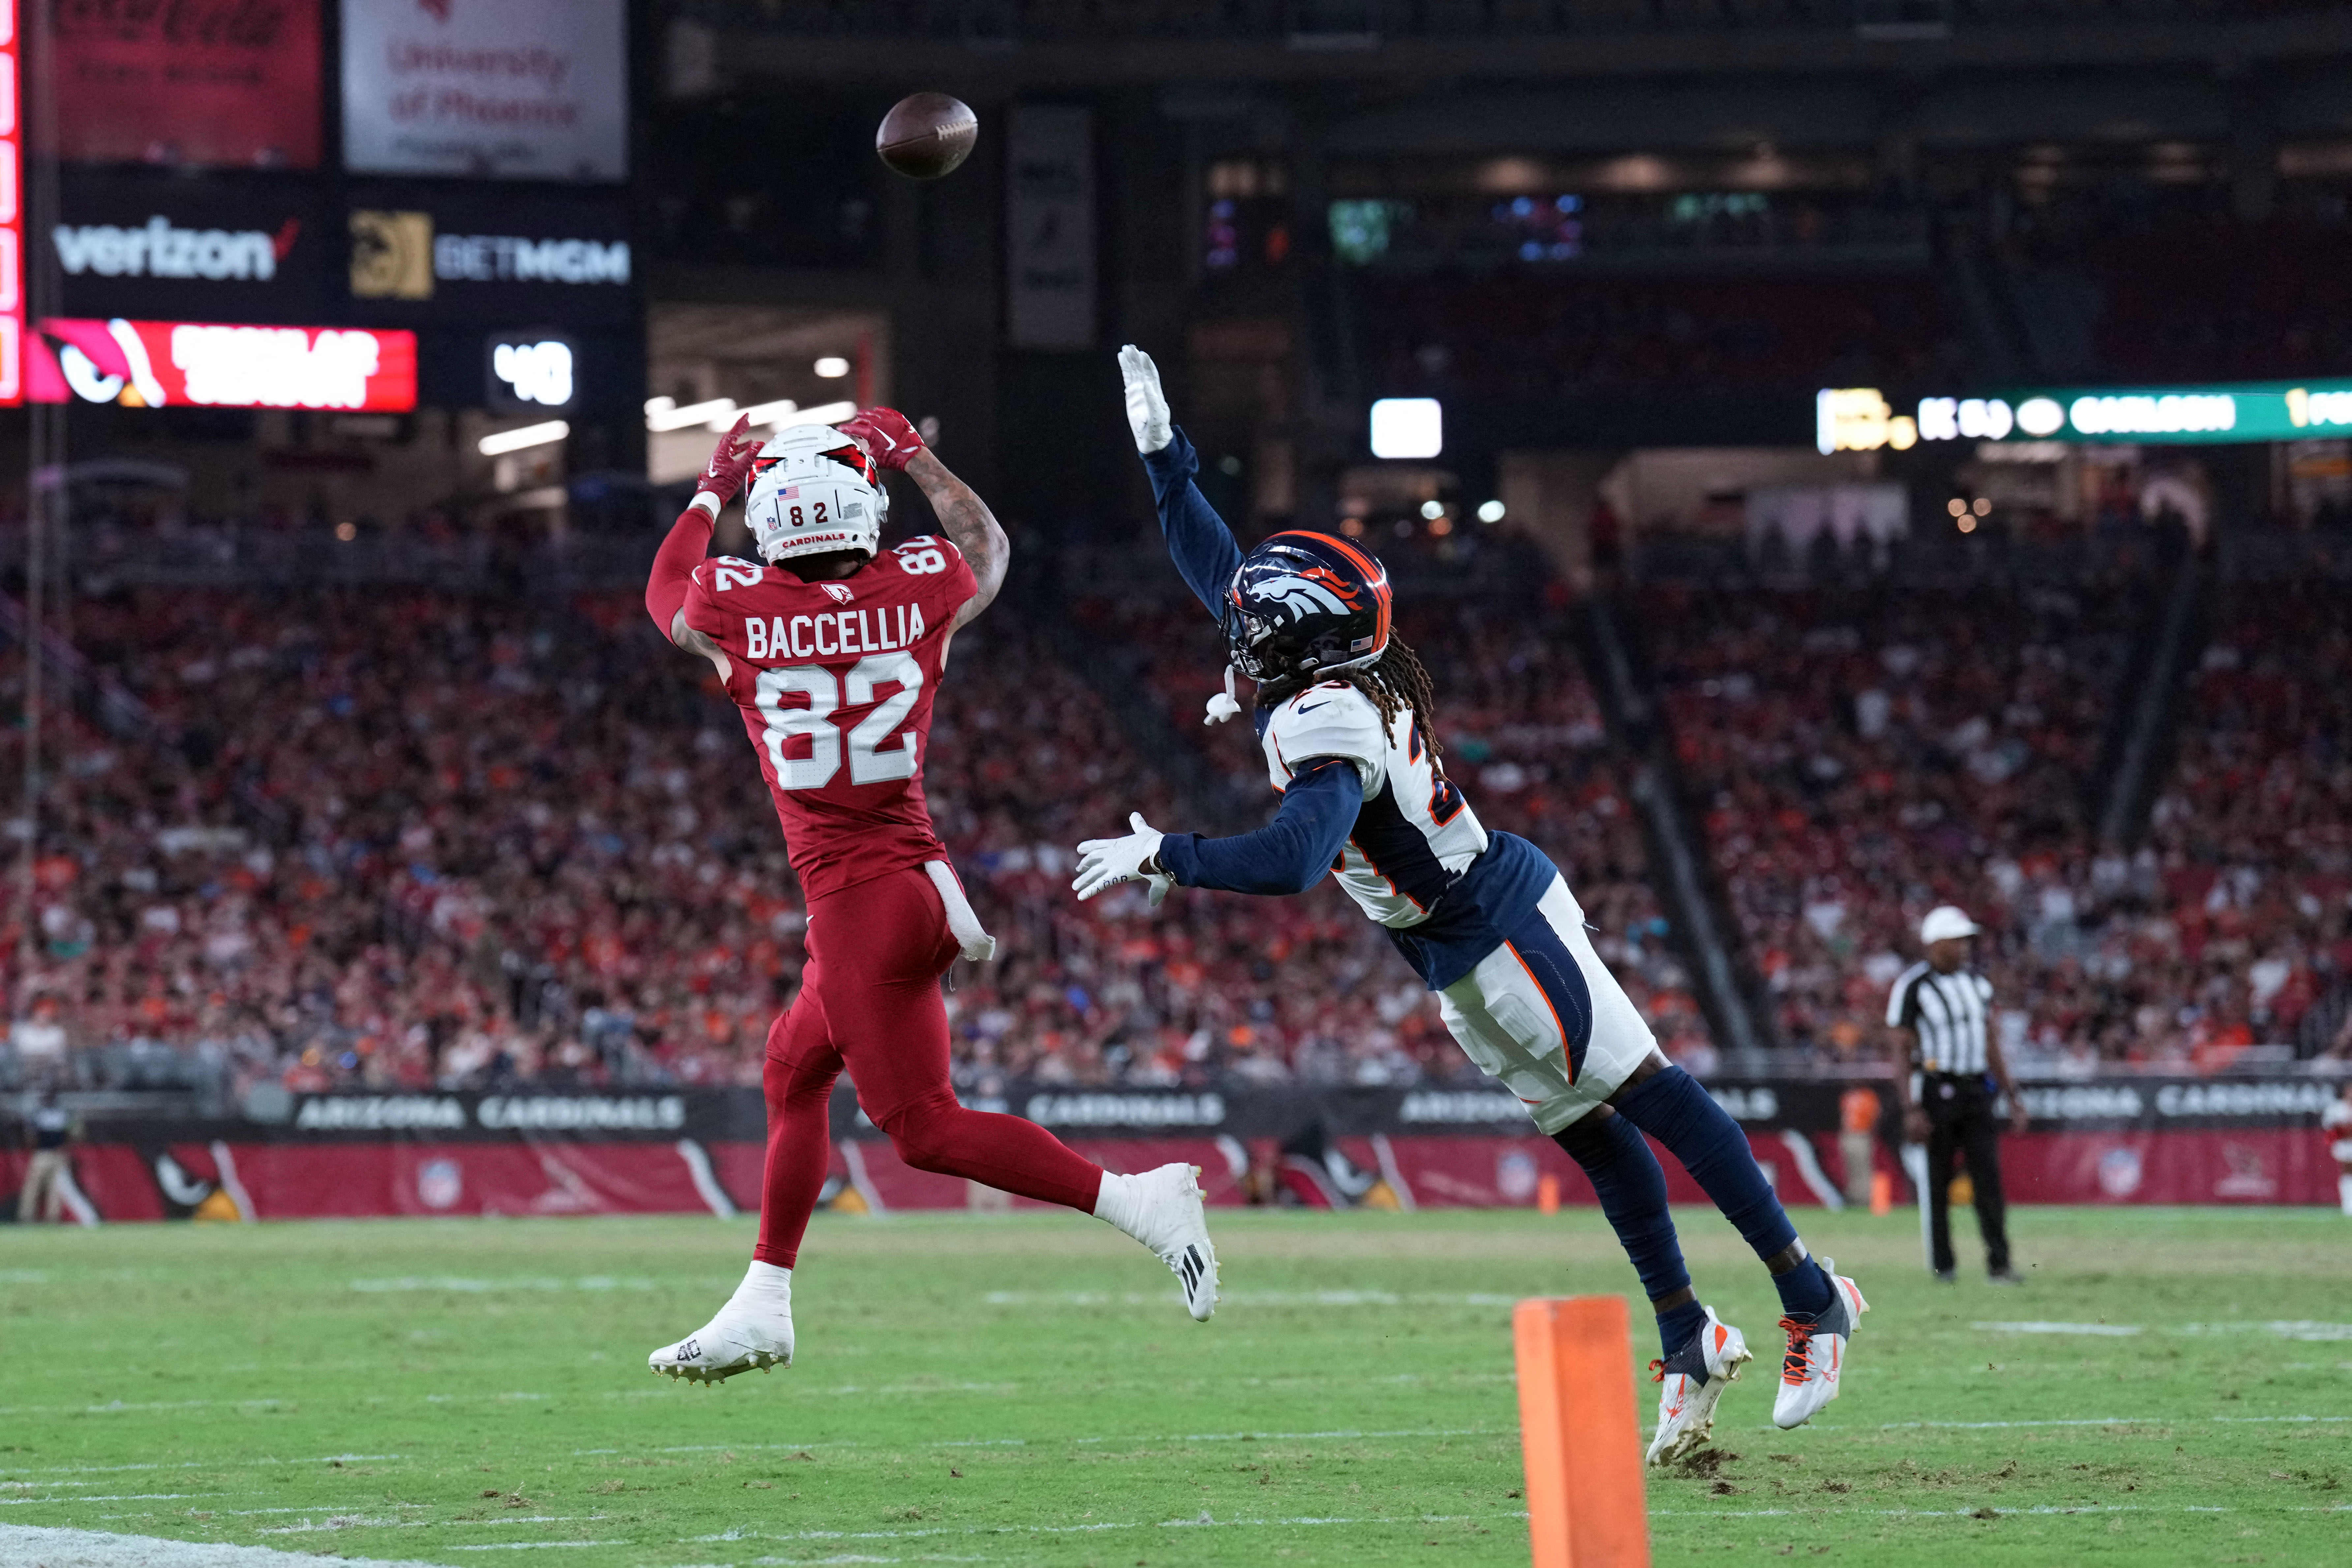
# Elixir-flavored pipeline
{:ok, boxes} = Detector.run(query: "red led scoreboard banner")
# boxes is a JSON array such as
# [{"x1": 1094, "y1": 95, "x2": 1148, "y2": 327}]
[
  {"x1": 0, "y1": 1, "x2": 23, "y2": 405},
  {"x1": 26, "y1": 317, "x2": 417, "y2": 412}
]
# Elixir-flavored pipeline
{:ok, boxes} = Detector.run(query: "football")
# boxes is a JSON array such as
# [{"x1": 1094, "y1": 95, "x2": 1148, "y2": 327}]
[{"x1": 876, "y1": 92, "x2": 979, "y2": 180}]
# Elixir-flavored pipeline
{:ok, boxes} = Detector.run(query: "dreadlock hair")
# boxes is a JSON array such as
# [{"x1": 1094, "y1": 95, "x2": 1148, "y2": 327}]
[{"x1": 1336, "y1": 635, "x2": 1445, "y2": 774}]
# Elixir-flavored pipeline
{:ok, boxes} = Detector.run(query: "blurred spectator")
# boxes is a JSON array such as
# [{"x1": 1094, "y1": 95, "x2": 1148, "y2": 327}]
[{"x1": 16, "y1": 1091, "x2": 80, "y2": 1223}]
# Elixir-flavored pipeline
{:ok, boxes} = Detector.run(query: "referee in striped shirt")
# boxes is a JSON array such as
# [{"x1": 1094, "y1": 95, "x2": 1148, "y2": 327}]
[{"x1": 1888, "y1": 906, "x2": 2027, "y2": 1284}]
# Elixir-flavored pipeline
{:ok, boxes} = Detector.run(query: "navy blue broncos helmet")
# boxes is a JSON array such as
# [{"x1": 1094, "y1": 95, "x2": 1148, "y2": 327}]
[{"x1": 1220, "y1": 530, "x2": 1394, "y2": 685}]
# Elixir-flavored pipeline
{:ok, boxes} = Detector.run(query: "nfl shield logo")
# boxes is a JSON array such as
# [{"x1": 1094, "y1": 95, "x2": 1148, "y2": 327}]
[{"x1": 418, "y1": 1158, "x2": 463, "y2": 1211}]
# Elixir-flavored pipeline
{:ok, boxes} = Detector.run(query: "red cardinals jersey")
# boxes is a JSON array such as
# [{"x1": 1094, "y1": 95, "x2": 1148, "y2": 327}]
[{"x1": 683, "y1": 535, "x2": 978, "y2": 902}]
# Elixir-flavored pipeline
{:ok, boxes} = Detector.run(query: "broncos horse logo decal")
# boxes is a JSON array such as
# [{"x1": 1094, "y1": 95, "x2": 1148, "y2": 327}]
[{"x1": 1251, "y1": 565, "x2": 1364, "y2": 624}]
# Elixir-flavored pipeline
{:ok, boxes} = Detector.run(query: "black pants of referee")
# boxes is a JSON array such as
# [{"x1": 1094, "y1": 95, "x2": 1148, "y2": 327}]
[{"x1": 1922, "y1": 1073, "x2": 2010, "y2": 1274}]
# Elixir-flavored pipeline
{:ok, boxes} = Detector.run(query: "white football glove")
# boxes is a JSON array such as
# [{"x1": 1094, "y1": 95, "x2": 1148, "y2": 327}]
[
  {"x1": 1118, "y1": 344, "x2": 1173, "y2": 455},
  {"x1": 1073, "y1": 811, "x2": 1175, "y2": 907}
]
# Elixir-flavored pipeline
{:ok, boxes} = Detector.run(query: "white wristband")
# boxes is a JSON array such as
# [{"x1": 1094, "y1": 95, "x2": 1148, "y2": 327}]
[{"x1": 689, "y1": 491, "x2": 724, "y2": 520}]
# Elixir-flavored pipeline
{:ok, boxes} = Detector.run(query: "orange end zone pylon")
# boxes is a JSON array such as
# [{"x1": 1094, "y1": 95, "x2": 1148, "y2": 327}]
[{"x1": 1513, "y1": 1295, "x2": 1652, "y2": 1568}]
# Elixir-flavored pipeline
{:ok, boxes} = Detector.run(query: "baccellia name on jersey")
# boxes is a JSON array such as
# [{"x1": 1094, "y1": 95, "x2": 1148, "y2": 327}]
[{"x1": 743, "y1": 603, "x2": 927, "y2": 662}]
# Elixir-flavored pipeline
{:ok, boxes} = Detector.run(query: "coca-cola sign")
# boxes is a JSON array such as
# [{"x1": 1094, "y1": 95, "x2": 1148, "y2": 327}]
[{"x1": 55, "y1": 0, "x2": 323, "y2": 168}]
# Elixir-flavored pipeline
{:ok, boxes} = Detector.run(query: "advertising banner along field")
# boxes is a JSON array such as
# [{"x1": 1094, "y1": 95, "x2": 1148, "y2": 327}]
[{"x1": 4, "y1": 1077, "x2": 2342, "y2": 1224}]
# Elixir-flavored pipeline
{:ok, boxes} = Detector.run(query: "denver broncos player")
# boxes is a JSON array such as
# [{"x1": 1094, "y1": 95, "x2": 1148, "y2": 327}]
[
  {"x1": 1073, "y1": 348, "x2": 1865, "y2": 1461},
  {"x1": 641, "y1": 410, "x2": 1218, "y2": 1385}
]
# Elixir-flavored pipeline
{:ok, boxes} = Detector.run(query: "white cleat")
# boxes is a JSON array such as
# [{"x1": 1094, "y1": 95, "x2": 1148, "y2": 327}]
[
  {"x1": 1772, "y1": 1258, "x2": 1867, "y2": 1430},
  {"x1": 649, "y1": 1263, "x2": 795, "y2": 1385},
  {"x1": 1104, "y1": 1162, "x2": 1220, "y2": 1321},
  {"x1": 1645, "y1": 1307, "x2": 1752, "y2": 1466}
]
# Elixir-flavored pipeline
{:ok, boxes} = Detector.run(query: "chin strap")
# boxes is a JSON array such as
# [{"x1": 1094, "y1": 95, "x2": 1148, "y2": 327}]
[{"x1": 1203, "y1": 664, "x2": 1243, "y2": 726}]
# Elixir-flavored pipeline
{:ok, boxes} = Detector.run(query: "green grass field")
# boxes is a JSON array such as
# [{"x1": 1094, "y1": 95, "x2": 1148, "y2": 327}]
[{"x1": 3, "y1": 1205, "x2": 2347, "y2": 1566}]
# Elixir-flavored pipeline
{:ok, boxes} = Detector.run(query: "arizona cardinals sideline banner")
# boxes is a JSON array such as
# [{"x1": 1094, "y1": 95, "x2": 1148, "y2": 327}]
[{"x1": 2, "y1": 1076, "x2": 2341, "y2": 1223}]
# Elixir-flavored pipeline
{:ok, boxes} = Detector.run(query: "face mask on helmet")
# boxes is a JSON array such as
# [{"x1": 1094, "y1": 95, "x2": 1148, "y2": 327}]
[
  {"x1": 1219, "y1": 531, "x2": 1392, "y2": 685},
  {"x1": 743, "y1": 422, "x2": 889, "y2": 564}
]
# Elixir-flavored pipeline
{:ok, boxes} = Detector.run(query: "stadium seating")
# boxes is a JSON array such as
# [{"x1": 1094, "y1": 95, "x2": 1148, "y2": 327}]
[
  {"x1": 1641, "y1": 561, "x2": 2352, "y2": 1068},
  {"x1": 6, "y1": 523, "x2": 2344, "y2": 1097}
]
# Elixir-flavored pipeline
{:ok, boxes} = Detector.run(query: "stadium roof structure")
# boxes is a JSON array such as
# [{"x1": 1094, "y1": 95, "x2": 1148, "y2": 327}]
[{"x1": 673, "y1": 0, "x2": 2352, "y2": 86}]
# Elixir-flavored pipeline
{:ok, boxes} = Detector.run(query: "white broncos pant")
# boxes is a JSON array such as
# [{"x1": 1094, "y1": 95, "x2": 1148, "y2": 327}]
[{"x1": 1434, "y1": 876, "x2": 1659, "y2": 1136}]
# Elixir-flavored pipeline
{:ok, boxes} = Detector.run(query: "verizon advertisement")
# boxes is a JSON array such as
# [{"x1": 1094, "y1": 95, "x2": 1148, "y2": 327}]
[
  {"x1": 341, "y1": 0, "x2": 627, "y2": 182},
  {"x1": 54, "y1": 176, "x2": 324, "y2": 321},
  {"x1": 25, "y1": 317, "x2": 418, "y2": 412},
  {"x1": 55, "y1": 0, "x2": 322, "y2": 168}
]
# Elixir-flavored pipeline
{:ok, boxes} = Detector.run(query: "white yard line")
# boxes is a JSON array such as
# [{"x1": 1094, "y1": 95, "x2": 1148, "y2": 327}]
[
  {"x1": 2, "y1": 1495, "x2": 216, "y2": 1508},
  {"x1": 690, "y1": 1511, "x2": 1520, "y2": 1546},
  {"x1": 579, "y1": 1425, "x2": 1505, "y2": 1459},
  {"x1": 1975, "y1": 1320, "x2": 2352, "y2": 1341},
  {"x1": 1655, "y1": 1503, "x2": 2352, "y2": 1519},
  {"x1": 0, "y1": 1524, "x2": 448, "y2": 1568},
  {"x1": 979, "y1": 1288, "x2": 1520, "y2": 1307},
  {"x1": 439, "y1": 1545, "x2": 626, "y2": 1553},
  {"x1": 349, "y1": 1278, "x2": 664, "y2": 1294},
  {"x1": 1870, "y1": 1414, "x2": 2349, "y2": 1431}
]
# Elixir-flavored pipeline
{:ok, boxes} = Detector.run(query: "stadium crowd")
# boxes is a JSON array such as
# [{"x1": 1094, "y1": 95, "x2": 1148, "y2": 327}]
[
  {"x1": 1648, "y1": 567, "x2": 2352, "y2": 1068},
  {"x1": 6, "y1": 524, "x2": 2343, "y2": 1100},
  {"x1": 0, "y1": 560, "x2": 1703, "y2": 1098}
]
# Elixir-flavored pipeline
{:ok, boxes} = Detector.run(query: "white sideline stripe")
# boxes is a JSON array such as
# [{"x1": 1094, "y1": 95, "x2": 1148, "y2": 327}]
[
  {"x1": 0, "y1": 1524, "x2": 447, "y2": 1567},
  {"x1": 677, "y1": 1139, "x2": 738, "y2": 1219},
  {"x1": 1, "y1": 1456, "x2": 401, "y2": 1477},
  {"x1": 1973, "y1": 1321, "x2": 2145, "y2": 1336},
  {"x1": 579, "y1": 1425, "x2": 1503, "y2": 1458}
]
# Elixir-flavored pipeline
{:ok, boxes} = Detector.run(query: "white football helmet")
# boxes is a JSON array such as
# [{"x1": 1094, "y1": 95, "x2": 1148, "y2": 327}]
[{"x1": 743, "y1": 423, "x2": 888, "y2": 563}]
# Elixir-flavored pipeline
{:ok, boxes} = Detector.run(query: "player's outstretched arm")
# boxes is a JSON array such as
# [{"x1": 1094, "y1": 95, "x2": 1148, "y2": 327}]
[
  {"x1": 839, "y1": 407, "x2": 1008, "y2": 632},
  {"x1": 1073, "y1": 760, "x2": 1361, "y2": 904},
  {"x1": 647, "y1": 414, "x2": 759, "y2": 675},
  {"x1": 1120, "y1": 345, "x2": 1242, "y2": 618}
]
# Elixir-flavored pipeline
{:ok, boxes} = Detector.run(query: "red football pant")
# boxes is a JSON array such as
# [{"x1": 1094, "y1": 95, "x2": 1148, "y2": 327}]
[{"x1": 754, "y1": 864, "x2": 1105, "y2": 1268}]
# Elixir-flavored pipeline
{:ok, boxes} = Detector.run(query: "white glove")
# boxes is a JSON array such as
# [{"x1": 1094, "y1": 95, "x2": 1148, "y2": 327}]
[
  {"x1": 1118, "y1": 344, "x2": 1173, "y2": 455},
  {"x1": 1204, "y1": 663, "x2": 1242, "y2": 725},
  {"x1": 1073, "y1": 811, "x2": 1175, "y2": 907}
]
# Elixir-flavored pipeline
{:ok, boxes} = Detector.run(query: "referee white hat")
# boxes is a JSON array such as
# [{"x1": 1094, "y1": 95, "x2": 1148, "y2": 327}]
[{"x1": 1920, "y1": 905, "x2": 1981, "y2": 944}]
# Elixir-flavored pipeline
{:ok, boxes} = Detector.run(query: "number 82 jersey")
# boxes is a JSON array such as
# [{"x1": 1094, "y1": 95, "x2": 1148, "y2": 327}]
[{"x1": 683, "y1": 535, "x2": 977, "y2": 902}]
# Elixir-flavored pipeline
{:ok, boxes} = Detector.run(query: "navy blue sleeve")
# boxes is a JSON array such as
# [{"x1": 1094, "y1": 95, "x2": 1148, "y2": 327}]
[
  {"x1": 1157, "y1": 760, "x2": 1361, "y2": 896},
  {"x1": 1139, "y1": 426, "x2": 1244, "y2": 619}
]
